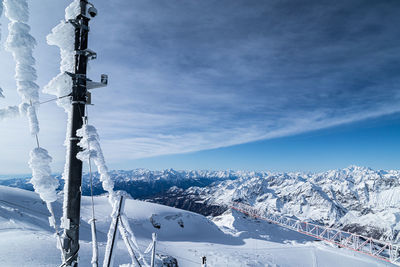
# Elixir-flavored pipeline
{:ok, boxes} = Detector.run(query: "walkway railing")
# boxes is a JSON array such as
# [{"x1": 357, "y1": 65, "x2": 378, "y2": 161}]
[{"x1": 231, "y1": 202, "x2": 400, "y2": 266}]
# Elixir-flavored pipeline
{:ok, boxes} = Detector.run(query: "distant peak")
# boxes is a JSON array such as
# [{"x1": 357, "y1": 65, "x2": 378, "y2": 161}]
[{"x1": 343, "y1": 165, "x2": 373, "y2": 172}]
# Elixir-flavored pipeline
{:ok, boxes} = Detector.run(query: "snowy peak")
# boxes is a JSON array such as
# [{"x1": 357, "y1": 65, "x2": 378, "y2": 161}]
[
  {"x1": 154, "y1": 166, "x2": 400, "y2": 243},
  {"x1": 2, "y1": 166, "x2": 400, "y2": 243}
]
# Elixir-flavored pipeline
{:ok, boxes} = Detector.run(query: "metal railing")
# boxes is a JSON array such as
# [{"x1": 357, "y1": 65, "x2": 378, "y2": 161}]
[{"x1": 231, "y1": 202, "x2": 400, "y2": 266}]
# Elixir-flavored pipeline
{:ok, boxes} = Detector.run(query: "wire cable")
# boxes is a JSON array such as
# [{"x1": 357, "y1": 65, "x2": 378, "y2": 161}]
[
  {"x1": 38, "y1": 94, "x2": 70, "y2": 105},
  {"x1": 84, "y1": 104, "x2": 99, "y2": 267}
]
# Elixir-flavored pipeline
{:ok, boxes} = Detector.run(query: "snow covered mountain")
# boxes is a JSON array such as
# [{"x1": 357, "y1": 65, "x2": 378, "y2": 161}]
[
  {"x1": 159, "y1": 166, "x2": 400, "y2": 243},
  {"x1": 0, "y1": 169, "x2": 240, "y2": 198},
  {"x1": 2, "y1": 166, "x2": 400, "y2": 244},
  {"x1": 0, "y1": 185, "x2": 394, "y2": 266}
]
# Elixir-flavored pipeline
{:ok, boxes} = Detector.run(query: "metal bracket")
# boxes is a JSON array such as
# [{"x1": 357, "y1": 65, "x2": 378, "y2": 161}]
[
  {"x1": 71, "y1": 101, "x2": 86, "y2": 105},
  {"x1": 62, "y1": 236, "x2": 71, "y2": 252},
  {"x1": 65, "y1": 72, "x2": 86, "y2": 80},
  {"x1": 76, "y1": 49, "x2": 97, "y2": 60},
  {"x1": 86, "y1": 91, "x2": 93, "y2": 105},
  {"x1": 67, "y1": 19, "x2": 90, "y2": 31},
  {"x1": 87, "y1": 74, "x2": 108, "y2": 90}
]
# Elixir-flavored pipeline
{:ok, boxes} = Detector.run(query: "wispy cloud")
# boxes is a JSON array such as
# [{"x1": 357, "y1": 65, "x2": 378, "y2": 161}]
[
  {"x1": 1, "y1": 0, "x2": 400, "y2": 172},
  {"x1": 84, "y1": 0, "x2": 400, "y2": 162}
]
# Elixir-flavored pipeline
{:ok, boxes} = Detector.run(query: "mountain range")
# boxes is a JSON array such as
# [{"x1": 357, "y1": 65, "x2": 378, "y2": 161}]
[{"x1": 1, "y1": 166, "x2": 399, "y2": 243}]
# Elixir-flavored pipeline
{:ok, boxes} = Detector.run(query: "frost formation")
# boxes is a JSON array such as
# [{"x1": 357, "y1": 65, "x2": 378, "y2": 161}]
[{"x1": 4, "y1": 0, "x2": 39, "y2": 135}]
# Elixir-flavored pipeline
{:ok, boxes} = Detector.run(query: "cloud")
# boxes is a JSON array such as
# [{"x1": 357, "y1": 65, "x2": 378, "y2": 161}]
[
  {"x1": 82, "y1": 0, "x2": 400, "y2": 162},
  {"x1": 1, "y1": 0, "x2": 400, "y2": 172}
]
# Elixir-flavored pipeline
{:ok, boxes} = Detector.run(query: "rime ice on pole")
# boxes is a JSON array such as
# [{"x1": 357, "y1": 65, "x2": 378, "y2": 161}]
[
  {"x1": 44, "y1": 0, "x2": 79, "y2": 228},
  {"x1": 0, "y1": 1, "x2": 3, "y2": 37},
  {"x1": 77, "y1": 125, "x2": 147, "y2": 265},
  {"x1": 0, "y1": 0, "x2": 2, "y2": 99},
  {"x1": 3, "y1": 1, "x2": 61, "y2": 247},
  {"x1": 28, "y1": 148, "x2": 59, "y2": 203},
  {"x1": 77, "y1": 124, "x2": 115, "y2": 196},
  {"x1": 3, "y1": 0, "x2": 40, "y2": 135}
]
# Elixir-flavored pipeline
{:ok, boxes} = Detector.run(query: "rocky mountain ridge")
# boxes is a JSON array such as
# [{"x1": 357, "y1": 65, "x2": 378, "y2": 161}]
[
  {"x1": 1, "y1": 166, "x2": 400, "y2": 242},
  {"x1": 161, "y1": 166, "x2": 400, "y2": 242}
]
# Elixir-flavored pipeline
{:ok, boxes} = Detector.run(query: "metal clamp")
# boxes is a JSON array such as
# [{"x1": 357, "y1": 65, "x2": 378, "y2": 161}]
[
  {"x1": 65, "y1": 72, "x2": 86, "y2": 80},
  {"x1": 67, "y1": 19, "x2": 90, "y2": 31},
  {"x1": 75, "y1": 49, "x2": 97, "y2": 60},
  {"x1": 71, "y1": 101, "x2": 86, "y2": 105}
]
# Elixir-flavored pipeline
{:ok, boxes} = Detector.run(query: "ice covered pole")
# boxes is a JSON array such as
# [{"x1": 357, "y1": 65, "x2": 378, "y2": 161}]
[
  {"x1": 28, "y1": 148, "x2": 58, "y2": 202},
  {"x1": 3, "y1": 0, "x2": 60, "y2": 202},
  {"x1": 0, "y1": 2, "x2": 20, "y2": 120},
  {"x1": 3, "y1": 0, "x2": 63, "y2": 261},
  {"x1": 0, "y1": 2, "x2": 23, "y2": 120},
  {"x1": 150, "y1": 233, "x2": 157, "y2": 267},
  {"x1": 77, "y1": 125, "x2": 147, "y2": 266},
  {"x1": 90, "y1": 217, "x2": 99, "y2": 267},
  {"x1": 0, "y1": 1, "x2": 3, "y2": 35},
  {"x1": 0, "y1": 2, "x2": 2, "y2": 74},
  {"x1": 3, "y1": 0, "x2": 59, "y2": 205},
  {"x1": 102, "y1": 195, "x2": 124, "y2": 267},
  {"x1": 77, "y1": 124, "x2": 115, "y2": 196},
  {"x1": 4, "y1": 0, "x2": 40, "y2": 135},
  {"x1": 44, "y1": 1, "x2": 77, "y2": 249},
  {"x1": 60, "y1": 1, "x2": 90, "y2": 265},
  {"x1": 29, "y1": 148, "x2": 65, "y2": 261}
]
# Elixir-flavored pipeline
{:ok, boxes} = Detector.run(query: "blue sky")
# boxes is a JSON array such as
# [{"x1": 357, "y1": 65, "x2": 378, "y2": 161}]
[
  {"x1": 123, "y1": 112, "x2": 400, "y2": 172},
  {"x1": 0, "y1": 0, "x2": 399, "y2": 173}
]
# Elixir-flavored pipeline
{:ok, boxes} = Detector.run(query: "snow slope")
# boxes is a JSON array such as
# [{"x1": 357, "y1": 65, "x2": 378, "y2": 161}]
[
  {"x1": 0, "y1": 185, "x2": 394, "y2": 266},
  {"x1": 2, "y1": 166, "x2": 400, "y2": 243}
]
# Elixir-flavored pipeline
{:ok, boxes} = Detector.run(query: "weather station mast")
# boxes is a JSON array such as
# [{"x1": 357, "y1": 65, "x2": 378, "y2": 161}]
[{"x1": 62, "y1": 1, "x2": 107, "y2": 266}]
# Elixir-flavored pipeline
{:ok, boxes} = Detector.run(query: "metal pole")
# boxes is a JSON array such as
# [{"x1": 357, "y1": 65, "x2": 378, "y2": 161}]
[
  {"x1": 104, "y1": 196, "x2": 124, "y2": 267},
  {"x1": 201, "y1": 256, "x2": 207, "y2": 267},
  {"x1": 150, "y1": 233, "x2": 157, "y2": 267},
  {"x1": 62, "y1": 1, "x2": 90, "y2": 266},
  {"x1": 90, "y1": 219, "x2": 99, "y2": 267},
  {"x1": 118, "y1": 218, "x2": 142, "y2": 267}
]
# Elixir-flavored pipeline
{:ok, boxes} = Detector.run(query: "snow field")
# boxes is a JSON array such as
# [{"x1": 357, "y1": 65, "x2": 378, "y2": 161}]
[{"x1": 0, "y1": 186, "x2": 395, "y2": 267}]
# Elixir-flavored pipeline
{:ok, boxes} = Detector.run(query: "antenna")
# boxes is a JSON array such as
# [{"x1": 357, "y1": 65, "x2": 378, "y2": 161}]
[{"x1": 61, "y1": 1, "x2": 106, "y2": 266}]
